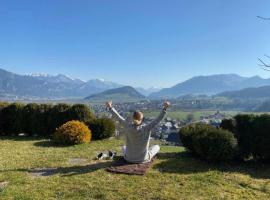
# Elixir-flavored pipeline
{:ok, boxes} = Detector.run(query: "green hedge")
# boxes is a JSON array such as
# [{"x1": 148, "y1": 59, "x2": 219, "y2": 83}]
[
  {"x1": 220, "y1": 118, "x2": 236, "y2": 133},
  {"x1": 30, "y1": 104, "x2": 53, "y2": 136},
  {"x1": 87, "y1": 117, "x2": 115, "y2": 140},
  {"x1": 193, "y1": 129, "x2": 237, "y2": 161},
  {"x1": 0, "y1": 102, "x2": 9, "y2": 135},
  {"x1": 180, "y1": 124, "x2": 215, "y2": 152},
  {"x1": 69, "y1": 104, "x2": 95, "y2": 123},
  {"x1": 47, "y1": 103, "x2": 72, "y2": 135},
  {"x1": 221, "y1": 114, "x2": 270, "y2": 161},
  {"x1": 0, "y1": 103, "x2": 25, "y2": 135},
  {"x1": 234, "y1": 114, "x2": 255, "y2": 159},
  {"x1": 21, "y1": 103, "x2": 40, "y2": 135},
  {"x1": 182, "y1": 114, "x2": 270, "y2": 162},
  {"x1": 0, "y1": 102, "x2": 96, "y2": 137},
  {"x1": 180, "y1": 124, "x2": 237, "y2": 162},
  {"x1": 252, "y1": 114, "x2": 270, "y2": 160}
]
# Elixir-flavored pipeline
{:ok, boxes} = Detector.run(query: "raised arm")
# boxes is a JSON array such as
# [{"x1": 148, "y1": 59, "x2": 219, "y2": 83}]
[
  {"x1": 106, "y1": 101, "x2": 126, "y2": 126},
  {"x1": 144, "y1": 101, "x2": 170, "y2": 132}
]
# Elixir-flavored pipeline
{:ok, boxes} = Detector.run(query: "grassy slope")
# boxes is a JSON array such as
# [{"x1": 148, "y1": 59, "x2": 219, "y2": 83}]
[{"x1": 0, "y1": 137, "x2": 269, "y2": 200}]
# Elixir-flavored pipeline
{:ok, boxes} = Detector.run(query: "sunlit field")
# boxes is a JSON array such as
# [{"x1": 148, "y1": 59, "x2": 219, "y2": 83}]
[{"x1": 0, "y1": 137, "x2": 269, "y2": 200}]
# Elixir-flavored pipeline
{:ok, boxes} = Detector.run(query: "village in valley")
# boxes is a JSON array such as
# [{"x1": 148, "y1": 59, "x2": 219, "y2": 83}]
[{"x1": 92, "y1": 100, "x2": 232, "y2": 145}]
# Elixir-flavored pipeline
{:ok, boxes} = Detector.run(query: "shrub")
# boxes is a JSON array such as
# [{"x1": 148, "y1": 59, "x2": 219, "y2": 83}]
[
  {"x1": 47, "y1": 104, "x2": 95, "y2": 135},
  {"x1": 0, "y1": 103, "x2": 25, "y2": 135},
  {"x1": 31, "y1": 104, "x2": 52, "y2": 136},
  {"x1": 0, "y1": 102, "x2": 9, "y2": 134},
  {"x1": 193, "y1": 129, "x2": 238, "y2": 161},
  {"x1": 180, "y1": 123, "x2": 237, "y2": 162},
  {"x1": 69, "y1": 104, "x2": 95, "y2": 124},
  {"x1": 234, "y1": 114, "x2": 255, "y2": 159},
  {"x1": 21, "y1": 103, "x2": 40, "y2": 135},
  {"x1": 180, "y1": 123, "x2": 216, "y2": 152},
  {"x1": 220, "y1": 118, "x2": 236, "y2": 133},
  {"x1": 53, "y1": 120, "x2": 91, "y2": 145},
  {"x1": 0, "y1": 103, "x2": 96, "y2": 137},
  {"x1": 48, "y1": 103, "x2": 72, "y2": 134},
  {"x1": 252, "y1": 114, "x2": 270, "y2": 160},
  {"x1": 221, "y1": 114, "x2": 270, "y2": 161},
  {"x1": 88, "y1": 117, "x2": 115, "y2": 140}
]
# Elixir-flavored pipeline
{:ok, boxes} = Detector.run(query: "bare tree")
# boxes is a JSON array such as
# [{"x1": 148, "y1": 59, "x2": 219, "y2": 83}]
[
  {"x1": 257, "y1": 16, "x2": 270, "y2": 70},
  {"x1": 257, "y1": 16, "x2": 270, "y2": 20},
  {"x1": 258, "y1": 55, "x2": 270, "y2": 71}
]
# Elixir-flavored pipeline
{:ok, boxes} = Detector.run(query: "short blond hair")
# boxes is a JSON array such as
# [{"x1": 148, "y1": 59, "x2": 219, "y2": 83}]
[{"x1": 133, "y1": 111, "x2": 143, "y2": 121}]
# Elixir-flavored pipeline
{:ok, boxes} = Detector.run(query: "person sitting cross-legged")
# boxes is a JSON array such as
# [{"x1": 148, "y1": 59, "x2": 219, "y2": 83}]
[{"x1": 106, "y1": 100, "x2": 170, "y2": 164}]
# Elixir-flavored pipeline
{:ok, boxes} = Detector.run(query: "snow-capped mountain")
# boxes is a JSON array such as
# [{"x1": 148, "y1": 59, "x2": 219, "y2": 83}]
[
  {"x1": 0, "y1": 68, "x2": 122, "y2": 99},
  {"x1": 26, "y1": 73, "x2": 85, "y2": 84}
]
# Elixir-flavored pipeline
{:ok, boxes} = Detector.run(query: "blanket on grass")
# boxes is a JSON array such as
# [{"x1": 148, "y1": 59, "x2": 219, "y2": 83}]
[{"x1": 106, "y1": 157, "x2": 154, "y2": 175}]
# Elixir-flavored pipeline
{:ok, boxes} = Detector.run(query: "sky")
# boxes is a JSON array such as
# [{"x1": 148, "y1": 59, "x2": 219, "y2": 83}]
[{"x1": 0, "y1": 0, "x2": 270, "y2": 88}]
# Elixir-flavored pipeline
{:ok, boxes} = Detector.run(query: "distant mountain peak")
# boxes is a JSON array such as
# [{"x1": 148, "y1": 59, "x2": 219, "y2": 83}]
[
  {"x1": 149, "y1": 73, "x2": 270, "y2": 98},
  {"x1": 85, "y1": 86, "x2": 145, "y2": 102}
]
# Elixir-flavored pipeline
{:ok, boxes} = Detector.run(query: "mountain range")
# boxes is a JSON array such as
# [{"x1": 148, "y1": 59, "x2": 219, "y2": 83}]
[
  {"x1": 216, "y1": 85, "x2": 270, "y2": 99},
  {"x1": 0, "y1": 68, "x2": 160, "y2": 99},
  {"x1": 150, "y1": 74, "x2": 270, "y2": 98},
  {"x1": 0, "y1": 68, "x2": 120, "y2": 99},
  {"x1": 1, "y1": 68, "x2": 270, "y2": 100}
]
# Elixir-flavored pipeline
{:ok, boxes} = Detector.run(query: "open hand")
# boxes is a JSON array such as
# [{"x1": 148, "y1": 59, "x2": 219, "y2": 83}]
[
  {"x1": 106, "y1": 100, "x2": 113, "y2": 109},
  {"x1": 163, "y1": 101, "x2": 171, "y2": 110}
]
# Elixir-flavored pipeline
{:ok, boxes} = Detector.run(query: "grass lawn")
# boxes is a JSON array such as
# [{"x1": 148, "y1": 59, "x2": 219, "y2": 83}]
[{"x1": 0, "y1": 137, "x2": 270, "y2": 200}]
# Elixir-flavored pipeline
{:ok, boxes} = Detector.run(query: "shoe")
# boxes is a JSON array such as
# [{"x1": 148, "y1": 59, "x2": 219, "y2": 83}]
[
  {"x1": 96, "y1": 152, "x2": 106, "y2": 160},
  {"x1": 96, "y1": 151, "x2": 116, "y2": 160},
  {"x1": 108, "y1": 150, "x2": 117, "y2": 159}
]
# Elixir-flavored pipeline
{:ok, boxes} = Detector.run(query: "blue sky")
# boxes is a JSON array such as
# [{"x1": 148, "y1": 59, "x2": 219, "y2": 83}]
[{"x1": 0, "y1": 0, "x2": 270, "y2": 88}]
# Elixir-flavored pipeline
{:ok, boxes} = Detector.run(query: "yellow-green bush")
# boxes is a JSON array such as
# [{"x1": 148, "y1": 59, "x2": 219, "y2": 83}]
[{"x1": 53, "y1": 120, "x2": 91, "y2": 145}]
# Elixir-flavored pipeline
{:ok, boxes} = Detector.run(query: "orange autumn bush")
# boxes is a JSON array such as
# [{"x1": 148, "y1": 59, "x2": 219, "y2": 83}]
[{"x1": 54, "y1": 120, "x2": 91, "y2": 145}]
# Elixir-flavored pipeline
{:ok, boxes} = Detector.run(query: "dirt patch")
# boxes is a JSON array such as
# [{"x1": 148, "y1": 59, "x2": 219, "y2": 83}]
[
  {"x1": 0, "y1": 181, "x2": 9, "y2": 191},
  {"x1": 68, "y1": 158, "x2": 89, "y2": 166}
]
